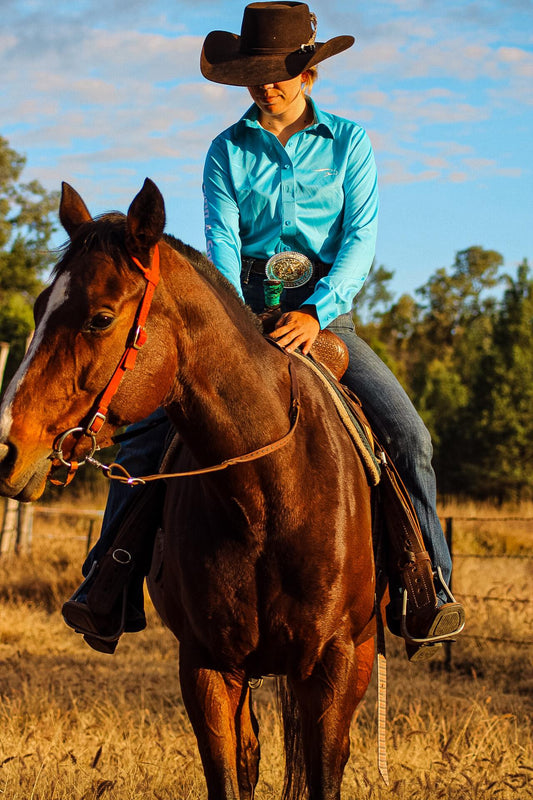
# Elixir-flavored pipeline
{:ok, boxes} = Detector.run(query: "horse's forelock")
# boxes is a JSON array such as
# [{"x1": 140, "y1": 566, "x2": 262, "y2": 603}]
[{"x1": 53, "y1": 212, "x2": 130, "y2": 278}]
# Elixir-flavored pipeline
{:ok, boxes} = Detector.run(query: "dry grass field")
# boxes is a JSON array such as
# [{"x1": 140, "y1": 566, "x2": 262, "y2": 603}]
[{"x1": 0, "y1": 497, "x2": 531, "y2": 799}]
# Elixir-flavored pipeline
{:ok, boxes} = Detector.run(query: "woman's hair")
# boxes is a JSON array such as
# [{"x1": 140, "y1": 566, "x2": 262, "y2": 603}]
[{"x1": 302, "y1": 67, "x2": 318, "y2": 94}]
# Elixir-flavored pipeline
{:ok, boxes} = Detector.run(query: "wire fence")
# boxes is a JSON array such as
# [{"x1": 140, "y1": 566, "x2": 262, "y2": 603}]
[
  {"x1": 1, "y1": 503, "x2": 532, "y2": 653},
  {"x1": 440, "y1": 516, "x2": 532, "y2": 664}
]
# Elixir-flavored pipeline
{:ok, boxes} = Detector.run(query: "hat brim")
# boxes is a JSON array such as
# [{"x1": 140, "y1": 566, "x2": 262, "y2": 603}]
[{"x1": 200, "y1": 30, "x2": 354, "y2": 87}]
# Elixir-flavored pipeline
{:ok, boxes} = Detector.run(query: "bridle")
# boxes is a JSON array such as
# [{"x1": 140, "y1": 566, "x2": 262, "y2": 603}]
[
  {"x1": 49, "y1": 242, "x2": 300, "y2": 487},
  {"x1": 49, "y1": 244, "x2": 161, "y2": 486}
]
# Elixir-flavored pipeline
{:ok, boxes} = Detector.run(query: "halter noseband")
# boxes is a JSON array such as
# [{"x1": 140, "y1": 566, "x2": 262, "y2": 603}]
[{"x1": 50, "y1": 245, "x2": 161, "y2": 485}]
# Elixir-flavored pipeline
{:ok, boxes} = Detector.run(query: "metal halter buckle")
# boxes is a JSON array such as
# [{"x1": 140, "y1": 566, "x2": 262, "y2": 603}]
[{"x1": 51, "y1": 426, "x2": 99, "y2": 469}]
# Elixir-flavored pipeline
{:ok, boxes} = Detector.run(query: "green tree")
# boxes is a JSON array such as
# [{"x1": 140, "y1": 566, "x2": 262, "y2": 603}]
[
  {"x1": 354, "y1": 247, "x2": 531, "y2": 499},
  {"x1": 415, "y1": 246, "x2": 502, "y2": 357},
  {"x1": 0, "y1": 136, "x2": 59, "y2": 385},
  {"x1": 362, "y1": 247, "x2": 505, "y2": 495},
  {"x1": 467, "y1": 259, "x2": 533, "y2": 500},
  {"x1": 353, "y1": 262, "x2": 408, "y2": 379}
]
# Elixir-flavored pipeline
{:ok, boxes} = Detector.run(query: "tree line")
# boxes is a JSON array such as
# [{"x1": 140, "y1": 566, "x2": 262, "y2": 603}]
[
  {"x1": 1, "y1": 136, "x2": 531, "y2": 501},
  {"x1": 355, "y1": 249, "x2": 532, "y2": 501}
]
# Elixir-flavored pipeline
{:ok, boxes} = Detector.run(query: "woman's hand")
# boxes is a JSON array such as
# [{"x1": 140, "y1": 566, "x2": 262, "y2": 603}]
[{"x1": 269, "y1": 305, "x2": 320, "y2": 354}]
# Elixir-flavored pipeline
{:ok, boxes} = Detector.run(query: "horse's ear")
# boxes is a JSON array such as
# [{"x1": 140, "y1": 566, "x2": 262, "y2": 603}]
[
  {"x1": 59, "y1": 182, "x2": 92, "y2": 238},
  {"x1": 126, "y1": 178, "x2": 165, "y2": 257}
]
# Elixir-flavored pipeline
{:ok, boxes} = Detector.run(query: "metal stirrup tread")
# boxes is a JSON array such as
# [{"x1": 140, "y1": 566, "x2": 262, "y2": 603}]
[
  {"x1": 400, "y1": 597, "x2": 466, "y2": 647},
  {"x1": 400, "y1": 567, "x2": 466, "y2": 647}
]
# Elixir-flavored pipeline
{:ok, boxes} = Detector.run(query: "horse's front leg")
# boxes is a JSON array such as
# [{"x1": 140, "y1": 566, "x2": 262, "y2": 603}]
[
  {"x1": 236, "y1": 682, "x2": 260, "y2": 800},
  {"x1": 290, "y1": 635, "x2": 375, "y2": 800},
  {"x1": 179, "y1": 642, "x2": 259, "y2": 800}
]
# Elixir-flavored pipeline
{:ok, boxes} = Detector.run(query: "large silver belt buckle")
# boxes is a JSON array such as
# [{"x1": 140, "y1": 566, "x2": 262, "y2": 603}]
[{"x1": 265, "y1": 252, "x2": 313, "y2": 289}]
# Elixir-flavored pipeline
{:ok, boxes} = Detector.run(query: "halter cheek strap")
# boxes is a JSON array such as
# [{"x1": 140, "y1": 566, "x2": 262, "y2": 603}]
[
  {"x1": 86, "y1": 246, "x2": 161, "y2": 436},
  {"x1": 50, "y1": 245, "x2": 161, "y2": 485}
]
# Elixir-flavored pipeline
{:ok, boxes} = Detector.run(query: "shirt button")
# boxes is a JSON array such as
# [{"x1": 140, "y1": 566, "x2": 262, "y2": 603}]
[
  {"x1": 283, "y1": 164, "x2": 290, "y2": 169},
  {"x1": 284, "y1": 220, "x2": 291, "y2": 227}
]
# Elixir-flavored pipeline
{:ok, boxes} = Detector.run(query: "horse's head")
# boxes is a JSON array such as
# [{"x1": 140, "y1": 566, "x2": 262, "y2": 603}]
[{"x1": 0, "y1": 179, "x2": 179, "y2": 501}]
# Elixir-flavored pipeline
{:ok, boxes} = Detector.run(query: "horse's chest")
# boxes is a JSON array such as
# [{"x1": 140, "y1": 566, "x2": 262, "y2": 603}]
[{"x1": 168, "y1": 533, "x2": 347, "y2": 673}]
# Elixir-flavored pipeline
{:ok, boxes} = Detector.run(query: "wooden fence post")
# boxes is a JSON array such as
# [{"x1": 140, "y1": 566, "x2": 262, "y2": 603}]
[
  {"x1": 444, "y1": 516, "x2": 454, "y2": 672},
  {"x1": 0, "y1": 342, "x2": 9, "y2": 389},
  {"x1": 0, "y1": 499, "x2": 19, "y2": 554},
  {"x1": 17, "y1": 502, "x2": 33, "y2": 553},
  {"x1": 0, "y1": 338, "x2": 35, "y2": 556}
]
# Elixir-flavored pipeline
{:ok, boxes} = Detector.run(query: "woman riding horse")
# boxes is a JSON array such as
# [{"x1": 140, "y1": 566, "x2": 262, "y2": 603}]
[{"x1": 64, "y1": 1, "x2": 464, "y2": 662}]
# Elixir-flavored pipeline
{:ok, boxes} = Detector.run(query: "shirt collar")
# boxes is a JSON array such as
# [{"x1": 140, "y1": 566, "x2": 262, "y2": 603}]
[{"x1": 238, "y1": 97, "x2": 334, "y2": 138}]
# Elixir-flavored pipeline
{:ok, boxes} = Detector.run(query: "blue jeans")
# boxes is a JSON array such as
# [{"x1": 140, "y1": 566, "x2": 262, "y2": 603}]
[
  {"x1": 83, "y1": 408, "x2": 171, "y2": 576},
  {"x1": 88, "y1": 272, "x2": 452, "y2": 604}
]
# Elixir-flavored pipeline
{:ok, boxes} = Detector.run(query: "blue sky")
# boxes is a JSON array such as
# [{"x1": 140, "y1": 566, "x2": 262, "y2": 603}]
[{"x1": 2, "y1": 0, "x2": 531, "y2": 300}]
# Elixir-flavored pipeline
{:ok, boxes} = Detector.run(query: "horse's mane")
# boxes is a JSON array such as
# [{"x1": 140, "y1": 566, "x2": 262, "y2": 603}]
[{"x1": 54, "y1": 213, "x2": 262, "y2": 333}]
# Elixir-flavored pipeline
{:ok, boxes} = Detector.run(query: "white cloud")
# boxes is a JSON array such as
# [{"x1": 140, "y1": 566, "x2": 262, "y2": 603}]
[{"x1": 1, "y1": 0, "x2": 529, "y2": 223}]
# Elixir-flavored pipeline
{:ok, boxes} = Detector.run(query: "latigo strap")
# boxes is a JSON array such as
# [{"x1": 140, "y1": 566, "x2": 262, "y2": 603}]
[{"x1": 376, "y1": 447, "x2": 438, "y2": 615}]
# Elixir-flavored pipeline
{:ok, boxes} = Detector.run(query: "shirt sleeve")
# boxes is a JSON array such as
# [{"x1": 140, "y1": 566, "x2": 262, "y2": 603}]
[
  {"x1": 202, "y1": 137, "x2": 244, "y2": 298},
  {"x1": 305, "y1": 128, "x2": 379, "y2": 329}
]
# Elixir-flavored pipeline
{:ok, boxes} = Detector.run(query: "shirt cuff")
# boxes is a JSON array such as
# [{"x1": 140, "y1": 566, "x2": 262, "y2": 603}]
[{"x1": 301, "y1": 285, "x2": 341, "y2": 328}]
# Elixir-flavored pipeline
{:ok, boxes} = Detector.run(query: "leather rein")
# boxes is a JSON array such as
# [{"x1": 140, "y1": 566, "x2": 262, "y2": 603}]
[{"x1": 49, "y1": 243, "x2": 301, "y2": 487}]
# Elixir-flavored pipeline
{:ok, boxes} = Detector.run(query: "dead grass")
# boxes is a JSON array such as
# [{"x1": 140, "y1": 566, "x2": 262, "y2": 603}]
[
  {"x1": 0, "y1": 500, "x2": 531, "y2": 799},
  {"x1": 438, "y1": 498, "x2": 533, "y2": 556}
]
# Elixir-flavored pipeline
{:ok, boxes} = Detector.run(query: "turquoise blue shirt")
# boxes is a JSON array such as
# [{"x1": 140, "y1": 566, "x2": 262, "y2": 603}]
[{"x1": 203, "y1": 98, "x2": 379, "y2": 328}]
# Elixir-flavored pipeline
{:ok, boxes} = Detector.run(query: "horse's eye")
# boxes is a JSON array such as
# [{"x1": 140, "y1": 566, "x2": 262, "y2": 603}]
[{"x1": 88, "y1": 312, "x2": 115, "y2": 331}]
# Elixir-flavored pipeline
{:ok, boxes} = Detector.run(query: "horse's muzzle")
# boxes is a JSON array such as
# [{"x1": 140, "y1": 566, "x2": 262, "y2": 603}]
[{"x1": 0, "y1": 441, "x2": 52, "y2": 501}]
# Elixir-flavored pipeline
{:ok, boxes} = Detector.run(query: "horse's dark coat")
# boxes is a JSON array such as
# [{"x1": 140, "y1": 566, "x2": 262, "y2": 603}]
[{"x1": 0, "y1": 180, "x2": 376, "y2": 800}]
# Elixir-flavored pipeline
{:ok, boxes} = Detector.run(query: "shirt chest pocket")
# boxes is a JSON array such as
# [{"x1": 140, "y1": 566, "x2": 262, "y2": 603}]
[{"x1": 295, "y1": 167, "x2": 343, "y2": 204}]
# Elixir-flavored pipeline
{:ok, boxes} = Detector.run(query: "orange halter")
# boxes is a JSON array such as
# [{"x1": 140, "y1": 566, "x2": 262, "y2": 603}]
[
  {"x1": 50, "y1": 245, "x2": 161, "y2": 486},
  {"x1": 50, "y1": 243, "x2": 301, "y2": 489}
]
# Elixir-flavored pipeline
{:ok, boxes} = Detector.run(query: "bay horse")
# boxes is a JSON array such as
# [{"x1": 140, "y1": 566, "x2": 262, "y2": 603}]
[{"x1": 0, "y1": 179, "x2": 376, "y2": 800}]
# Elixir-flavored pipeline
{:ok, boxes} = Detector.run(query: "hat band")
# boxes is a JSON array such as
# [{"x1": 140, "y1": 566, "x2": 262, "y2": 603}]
[{"x1": 241, "y1": 43, "x2": 316, "y2": 55}]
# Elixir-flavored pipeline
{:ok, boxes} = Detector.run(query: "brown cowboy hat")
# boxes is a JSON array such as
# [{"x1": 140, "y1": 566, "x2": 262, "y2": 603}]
[{"x1": 200, "y1": 2, "x2": 354, "y2": 87}]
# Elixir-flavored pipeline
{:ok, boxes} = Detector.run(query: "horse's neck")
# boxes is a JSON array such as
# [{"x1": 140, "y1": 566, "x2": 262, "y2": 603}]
[{"x1": 163, "y1": 258, "x2": 291, "y2": 468}]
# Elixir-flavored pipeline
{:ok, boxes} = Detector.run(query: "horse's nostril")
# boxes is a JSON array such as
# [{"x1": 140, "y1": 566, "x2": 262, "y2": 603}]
[{"x1": 0, "y1": 441, "x2": 16, "y2": 473}]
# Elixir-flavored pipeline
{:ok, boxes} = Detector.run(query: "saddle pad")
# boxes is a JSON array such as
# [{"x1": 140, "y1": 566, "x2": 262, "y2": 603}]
[{"x1": 292, "y1": 351, "x2": 381, "y2": 487}]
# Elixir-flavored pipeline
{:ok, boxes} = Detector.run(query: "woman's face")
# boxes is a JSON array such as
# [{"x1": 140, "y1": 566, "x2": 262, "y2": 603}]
[{"x1": 248, "y1": 74, "x2": 305, "y2": 118}]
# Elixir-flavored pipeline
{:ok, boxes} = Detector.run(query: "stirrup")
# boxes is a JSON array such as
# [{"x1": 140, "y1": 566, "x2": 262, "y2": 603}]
[{"x1": 400, "y1": 568, "x2": 466, "y2": 646}]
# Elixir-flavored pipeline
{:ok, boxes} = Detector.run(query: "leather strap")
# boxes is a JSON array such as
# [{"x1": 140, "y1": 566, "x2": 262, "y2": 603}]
[
  {"x1": 376, "y1": 447, "x2": 438, "y2": 615},
  {"x1": 86, "y1": 246, "x2": 161, "y2": 435},
  {"x1": 376, "y1": 598, "x2": 389, "y2": 786},
  {"x1": 104, "y1": 347, "x2": 301, "y2": 486}
]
